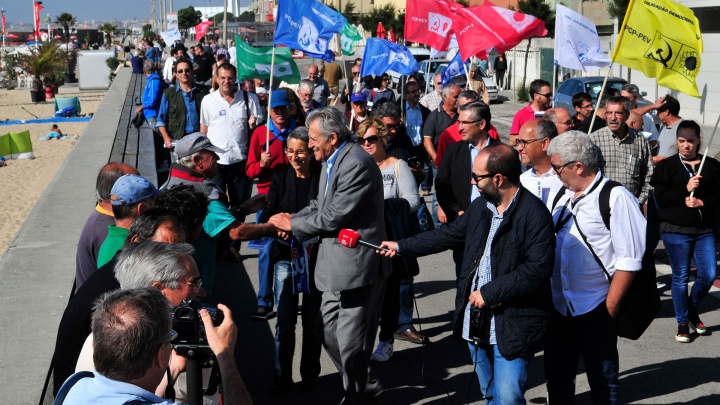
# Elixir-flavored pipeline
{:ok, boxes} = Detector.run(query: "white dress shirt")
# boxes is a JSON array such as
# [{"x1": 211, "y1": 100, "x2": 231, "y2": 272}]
[
  {"x1": 520, "y1": 166, "x2": 564, "y2": 206},
  {"x1": 551, "y1": 172, "x2": 646, "y2": 316},
  {"x1": 200, "y1": 89, "x2": 262, "y2": 165}
]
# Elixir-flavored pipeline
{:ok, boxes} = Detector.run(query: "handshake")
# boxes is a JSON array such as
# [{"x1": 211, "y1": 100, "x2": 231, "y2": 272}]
[{"x1": 268, "y1": 212, "x2": 293, "y2": 240}]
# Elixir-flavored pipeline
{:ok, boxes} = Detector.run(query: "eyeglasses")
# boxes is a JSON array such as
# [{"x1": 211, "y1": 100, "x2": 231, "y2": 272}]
[
  {"x1": 271, "y1": 106, "x2": 289, "y2": 113},
  {"x1": 538, "y1": 92, "x2": 553, "y2": 98},
  {"x1": 352, "y1": 72, "x2": 360, "y2": 76},
  {"x1": 176, "y1": 68, "x2": 191, "y2": 74},
  {"x1": 551, "y1": 161, "x2": 578, "y2": 176},
  {"x1": 458, "y1": 120, "x2": 480, "y2": 127},
  {"x1": 515, "y1": 138, "x2": 543, "y2": 148},
  {"x1": 383, "y1": 78, "x2": 390, "y2": 82},
  {"x1": 284, "y1": 148, "x2": 308, "y2": 156},
  {"x1": 384, "y1": 123, "x2": 402, "y2": 130},
  {"x1": 360, "y1": 135, "x2": 380, "y2": 145},
  {"x1": 472, "y1": 172, "x2": 496, "y2": 184},
  {"x1": 183, "y1": 279, "x2": 203, "y2": 292},
  {"x1": 557, "y1": 120, "x2": 573, "y2": 126},
  {"x1": 435, "y1": 82, "x2": 442, "y2": 85}
]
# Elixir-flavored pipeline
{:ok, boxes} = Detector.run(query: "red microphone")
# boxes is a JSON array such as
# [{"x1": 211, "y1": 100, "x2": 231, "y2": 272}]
[{"x1": 338, "y1": 229, "x2": 394, "y2": 254}]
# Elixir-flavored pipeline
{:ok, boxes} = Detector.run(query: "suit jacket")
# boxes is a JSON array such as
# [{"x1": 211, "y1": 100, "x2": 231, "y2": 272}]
[
  {"x1": 436, "y1": 138, "x2": 502, "y2": 222},
  {"x1": 291, "y1": 142, "x2": 391, "y2": 292}
]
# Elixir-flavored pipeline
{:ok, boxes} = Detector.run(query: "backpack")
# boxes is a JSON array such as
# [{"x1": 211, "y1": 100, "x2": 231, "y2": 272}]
[{"x1": 552, "y1": 181, "x2": 661, "y2": 340}]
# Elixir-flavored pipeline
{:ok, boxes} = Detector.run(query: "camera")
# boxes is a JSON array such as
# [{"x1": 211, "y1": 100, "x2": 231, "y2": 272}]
[
  {"x1": 171, "y1": 299, "x2": 224, "y2": 347},
  {"x1": 469, "y1": 306, "x2": 489, "y2": 345}
]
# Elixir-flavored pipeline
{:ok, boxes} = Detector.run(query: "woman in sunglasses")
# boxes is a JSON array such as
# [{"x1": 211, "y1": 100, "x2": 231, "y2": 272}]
[
  {"x1": 371, "y1": 73, "x2": 396, "y2": 105},
  {"x1": 357, "y1": 117, "x2": 426, "y2": 362}
]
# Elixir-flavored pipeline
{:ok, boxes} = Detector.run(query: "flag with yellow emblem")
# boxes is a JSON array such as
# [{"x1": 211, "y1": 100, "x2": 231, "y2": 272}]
[{"x1": 612, "y1": 0, "x2": 703, "y2": 97}]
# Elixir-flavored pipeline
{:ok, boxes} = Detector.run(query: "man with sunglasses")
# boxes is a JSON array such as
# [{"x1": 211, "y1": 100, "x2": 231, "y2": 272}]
[
  {"x1": 510, "y1": 79, "x2": 552, "y2": 147},
  {"x1": 157, "y1": 58, "x2": 210, "y2": 150},
  {"x1": 340, "y1": 65, "x2": 366, "y2": 109},
  {"x1": 544, "y1": 108, "x2": 574, "y2": 135},
  {"x1": 571, "y1": 92, "x2": 593, "y2": 130},
  {"x1": 378, "y1": 143, "x2": 555, "y2": 404}
]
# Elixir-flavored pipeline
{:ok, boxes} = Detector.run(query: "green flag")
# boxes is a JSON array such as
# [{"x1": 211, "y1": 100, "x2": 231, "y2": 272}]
[
  {"x1": 340, "y1": 23, "x2": 362, "y2": 56},
  {"x1": 235, "y1": 35, "x2": 301, "y2": 84}
]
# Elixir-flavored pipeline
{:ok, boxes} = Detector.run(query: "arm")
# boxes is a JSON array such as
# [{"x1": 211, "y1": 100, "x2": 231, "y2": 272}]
[
  {"x1": 156, "y1": 94, "x2": 173, "y2": 148},
  {"x1": 228, "y1": 222, "x2": 277, "y2": 241},
  {"x1": 423, "y1": 137, "x2": 437, "y2": 163},
  {"x1": 606, "y1": 270, "x2": 636, "y2": 318},
  {"x1": 435, "y1": 149, "x2": 463, "y2": 218},
  {"x1": 245, "y1": 127, "x2": 265, "y2": 179},
  {"x1": 258, "y1": 170, "x2": 285, "y2": 223},
  {"x1": 248, "y1": 92, "x2": 263, "y2": 126},
  {"x1": 396, "y1": 161, "x2": 422, "y2": 213},
  {"x1": 632, "y1": 96, "x2": 666, "y2": 117},
  {"x1": 638, "y1": 138, "x2": 654, "y2": 204},
  {"x1": 650, "y1": 159, "x2": 688, "y2": 208}
]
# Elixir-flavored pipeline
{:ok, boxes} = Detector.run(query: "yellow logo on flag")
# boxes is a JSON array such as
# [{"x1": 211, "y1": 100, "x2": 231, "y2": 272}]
[{"x1": 612, "y1": 0, "x2": 703, "y2": 97}]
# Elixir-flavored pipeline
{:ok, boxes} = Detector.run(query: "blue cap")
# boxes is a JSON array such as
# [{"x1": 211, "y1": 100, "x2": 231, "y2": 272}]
[
  {"x1": 110, "y1": 174, "x2": 160, "y2": 206},
  {"x1": 351, "y1": 92, "x2": 367, "y2": 103},
  {"x1": 270, "y1": 90, "x2": 291, "y2": 109}
]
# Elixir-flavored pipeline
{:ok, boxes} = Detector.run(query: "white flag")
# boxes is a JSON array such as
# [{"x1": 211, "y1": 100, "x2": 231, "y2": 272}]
[
  {"x1": 160, "y1": 28, "x2": 182, "y2": 46},
  {"x1": 554, "y1": 5, "x2": 610, "y2": 72}
]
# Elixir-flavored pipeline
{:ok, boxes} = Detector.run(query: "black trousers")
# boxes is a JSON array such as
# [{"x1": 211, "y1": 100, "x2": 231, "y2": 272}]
[{"x1": 211, "y1": 160, "x2": 253, "y2": 207}]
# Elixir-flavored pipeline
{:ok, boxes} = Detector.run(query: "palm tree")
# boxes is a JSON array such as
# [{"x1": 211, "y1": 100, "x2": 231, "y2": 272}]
[
  {"x1": 99, "y1": 23, "x2": 118, "y2": 47},
  {"x1": 54, "y1": 12, "x2": 76, "y2": 42},
  {"x1": 20, "y1": 40, "x2": 67, "y2": 93}
]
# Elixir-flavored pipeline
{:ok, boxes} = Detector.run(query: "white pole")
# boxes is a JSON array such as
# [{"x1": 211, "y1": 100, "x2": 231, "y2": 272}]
[
  {"x1": 552, "y1": 65, "x2": 557, "y2": 108},
  {"x1": 690, "y1": 114, "x2": 720, "y2": 198},
  {"x1": 588, "y1": 66, "x2": 612, "y2": 133},
  {"x1": 266, "y1": 46, "x2": 277, "y2": 151}
]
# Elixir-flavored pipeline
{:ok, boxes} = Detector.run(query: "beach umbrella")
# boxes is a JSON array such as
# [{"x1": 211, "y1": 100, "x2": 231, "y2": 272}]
[
  {"x1": 6, "y1": 33, "x2": 18, "y2": 39},
  {"x1": 70, "y1": 35, "x2": 77, "y2": 39},
  {"x1": 388, "y1": 28, "x2": 396, "y2": 43},
  {"x1": 376, "y1": 22, "x2": 386, "y2": 39},
  {"x1": 28, "y1": 35, "x2": 34, "y2": 40}
]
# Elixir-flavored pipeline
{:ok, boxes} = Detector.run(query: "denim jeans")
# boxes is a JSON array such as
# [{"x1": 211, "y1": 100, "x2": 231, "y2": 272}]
[
  {"x1": 273, "y1": 260, "x2": 323, "y2": 382},
  {"x1": 421, "y1": 161, "x2": 433, "y2": 191},
  {"x1": 255, "y1": 210, "x2": 274, "y2": 308},
  {"x1": 430, "y1": 166, "x2": 442, "y2": 228},
  {"x1": 661, "y1": 231, "x2": 717, "y2": 325},
  {"x1": 396, "y1": 277, "x2": 415, "y2": 333},
  {"x1": 467, "y1": 342, "x2": 531, "y2": 404}
]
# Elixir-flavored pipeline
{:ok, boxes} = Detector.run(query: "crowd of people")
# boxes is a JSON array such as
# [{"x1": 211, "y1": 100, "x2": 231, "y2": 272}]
[{"x1": 50, "y1": 38, "x2": 719, "y2": 405}]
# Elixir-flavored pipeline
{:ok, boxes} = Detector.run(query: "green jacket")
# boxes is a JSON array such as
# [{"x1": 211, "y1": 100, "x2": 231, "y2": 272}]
[{"x1": 162, "y1": 84, "x2": 209, "y2": 140}]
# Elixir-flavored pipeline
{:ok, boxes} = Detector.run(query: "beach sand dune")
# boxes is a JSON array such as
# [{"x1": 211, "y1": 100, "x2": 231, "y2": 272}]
[{"x1": 0, "y1": 88, "x2": 106, "y2": 256}]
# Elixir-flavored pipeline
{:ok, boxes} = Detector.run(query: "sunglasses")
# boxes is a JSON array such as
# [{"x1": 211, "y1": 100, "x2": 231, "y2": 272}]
[
  {"x1": 176, "y1": 68, "x2": 191, "y2": 74},
  {"x1": 360, "y1": 135, "x2": 380, "y2": 145},
  {"x1": 385, "y1": 123, "x2": 401, "y2": 130},
  {"x1": 352, "y1": 72, "x2": 360, "y2": 76}
]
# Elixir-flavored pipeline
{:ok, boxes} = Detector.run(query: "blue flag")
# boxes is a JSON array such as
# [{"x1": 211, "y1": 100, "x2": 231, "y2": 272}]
[
  {"x1": 442, "y1": 51, "x2": 467, "y2": 87},
  {"x1": 360, "y1": 39, "x2": 421, "y2": 77},
  {"x1": 275, "y1": 0, "x2": 346, "y2": 62}
]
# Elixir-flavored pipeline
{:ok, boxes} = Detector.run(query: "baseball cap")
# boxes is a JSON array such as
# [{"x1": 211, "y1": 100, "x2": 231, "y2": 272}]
[
  {"x1": 351, "y1": 92, "x2": 367, "y2": 103},
  {"x1": 110, "y1": 174, "x2": 160, "y2": 206},
  {"x1": 270, "y1": 90, "x2": 291, "y2": 109},
  {"x1": 174, "y1": 133, "x2": 225, "y2": 159}
]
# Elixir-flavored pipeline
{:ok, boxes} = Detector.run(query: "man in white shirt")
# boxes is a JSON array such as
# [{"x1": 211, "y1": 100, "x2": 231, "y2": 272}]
[
  {"x1": 545, "y1": 131, "x2": 646, "y2": 404},
  {"x1": 419, "y1": 73, "x2": 444, "y2": 112},
  {"x1": 162, "y1": 48, "x2": 178, "y2": 84},
  {"x1": 516, "y1": 118, "x2": 563, "y2": 206},
  {"x1": 200, "y1": 63, "x2": 263, "y2": 206}
]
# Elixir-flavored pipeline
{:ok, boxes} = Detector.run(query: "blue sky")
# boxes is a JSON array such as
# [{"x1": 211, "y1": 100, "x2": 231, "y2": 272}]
[{"x1": 2, "y1": 0, "x2": 248, "y2": 24}]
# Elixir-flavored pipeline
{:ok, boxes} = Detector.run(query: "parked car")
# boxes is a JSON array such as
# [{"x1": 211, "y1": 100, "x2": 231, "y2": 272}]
[
  {"x1": 419, "y1": 59, "x2": 499, "y2": 103},
  {"x1": 388, "y1": 46, "x2": 431, "y2": 89},
  {"x1": 554, "y1": 76, "x2": 659, "y2": 126}
]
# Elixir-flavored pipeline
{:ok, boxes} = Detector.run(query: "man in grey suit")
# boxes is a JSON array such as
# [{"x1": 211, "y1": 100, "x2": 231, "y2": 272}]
[{"x1": 270, "y1": 107, "x2": 390, "y2": 403}]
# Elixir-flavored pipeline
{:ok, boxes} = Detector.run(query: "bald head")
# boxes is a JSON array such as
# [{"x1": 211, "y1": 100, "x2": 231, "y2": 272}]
[
  {"x1": 627, "y1": 111, "x2": 644, "y2": 131},
  {"x1": 544, "y1": 108, "x2": 573, "y2": 135},
  {"x1": 97, "y1": 163, "x2": 139, "y2": 204}
]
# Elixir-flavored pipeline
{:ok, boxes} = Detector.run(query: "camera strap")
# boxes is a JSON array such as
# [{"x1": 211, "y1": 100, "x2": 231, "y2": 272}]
[
  {"x1": 165, "y1": 368, "x2": 176, "y2": 401},
  {"x1": 204, "y1": 361, "x2": 222, "y2": 396}
]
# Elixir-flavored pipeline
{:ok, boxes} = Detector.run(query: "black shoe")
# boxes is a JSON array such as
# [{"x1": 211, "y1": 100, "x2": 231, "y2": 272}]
[
  {"x1": 296, "y1": 379, "x2": 318, "y2": 392},
  {"x1": 251, "y1": 306, "x2": 276, "y2": 320},
  {"x1": 268, "y1": 377, "x2": 293, "y2": 395}
]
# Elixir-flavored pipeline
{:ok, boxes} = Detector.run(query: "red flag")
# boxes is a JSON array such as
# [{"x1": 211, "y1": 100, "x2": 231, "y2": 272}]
[
  {"x1": 2, "y1": 12, "x2": 6, "y2": 37},
  {"x1": 452, "y1": 4, "x2": 547, "y2": 61},
  {"x1": 33, "y1": 2, "x2": 44, "y2": 39},
  {"x1": 405, "y1": 0, "x2": 455, "y2": 51},
  {"x1": 195, "y1": 21, "x2": 214, "y2": 40}
]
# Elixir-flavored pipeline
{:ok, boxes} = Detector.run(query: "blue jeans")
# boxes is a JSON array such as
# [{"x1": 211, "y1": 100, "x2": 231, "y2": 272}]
[
  {"x1": 396, "y1": 277, "x2": 414, "y2": 333},
  {"x1": 256, "y1": 210, "x2": 274, "y2": 308},
  {"x1": 661, "y1": 231, "x2": 717, "y2": 325},
  {"x1": 467, "y1": 342, "x2": 531, "y2": 404},
  {"x1": 273, "y1": 260, "x2": 322, "y2": 382}
]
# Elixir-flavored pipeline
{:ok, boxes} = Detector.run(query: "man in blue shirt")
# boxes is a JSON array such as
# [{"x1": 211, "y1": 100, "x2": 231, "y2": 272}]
[{"x1": 136, "y1": 60, "x2": 163, "y2": 128}]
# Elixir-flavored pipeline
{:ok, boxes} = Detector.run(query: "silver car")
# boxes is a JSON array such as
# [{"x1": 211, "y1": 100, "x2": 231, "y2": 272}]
[{"x1": 419, "y1": 59, "x2": 499, "y2": 102}]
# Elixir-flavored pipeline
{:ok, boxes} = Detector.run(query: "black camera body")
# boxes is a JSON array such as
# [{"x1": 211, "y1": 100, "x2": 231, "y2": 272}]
[
  {"x1": 171, "y1": 299, "x2": 224, "y2": 348},
  {"x1": 469, "y1": 306, "x2": 489, "y2": 345}
]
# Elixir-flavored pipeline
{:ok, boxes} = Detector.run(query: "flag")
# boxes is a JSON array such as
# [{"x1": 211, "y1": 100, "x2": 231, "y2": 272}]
[
  {"x1": 195, "y1": 21, "x2": 213, "y2": 41},
  {"x1": 275, "y1": 0, "x2": 346, "y2": 62},
  {"x1": 360, "y1": 38, "x2": 420, "y2": 77},
  {"x1": 405, "y1": 0, "x2": 455, "y2": 51},
  {"x1": 612, "y1": 0, "x2": 702, "y2": 97},
  {"x1": 442, "y1": 51, "x2": 467, "y2": 87},
  {"x1": 554, "y1": 5, "x2": 610, "y2": 72},
  {"x1": 235, "y1": 36, "x2": 301, "y2": 84},
  {"x1": 33, "y1": 2, "x2": 44, "y2": 39},
  {"x1": 2, "y1": 12, "x2": 6, "y2": 36},
  {"x1": 341, "y1": 23, "x2": 362, "y2": 56},
  {"x1": 430, "y1": 34, "x2": 458, "y2": 59},
  {"x1": 159, "y1": 28, "x2": 182, "y2": 47},
  {"x1": 451, "y1": 4, "x2": 547, "y2": 61}
]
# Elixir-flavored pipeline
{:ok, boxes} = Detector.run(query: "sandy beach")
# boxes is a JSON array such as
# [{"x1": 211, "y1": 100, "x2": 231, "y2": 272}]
[{"x1": 0, "y1": 87, "x2": 106, "y2": 256}]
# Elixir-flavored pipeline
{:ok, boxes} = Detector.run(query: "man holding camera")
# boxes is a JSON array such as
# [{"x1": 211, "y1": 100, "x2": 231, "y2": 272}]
[
  {"x1": 57, "y1": 287, "x2": 251, "y2": 404},
  {"x1": 378, "y1": 144, "x2": 555, "y2": 403}
]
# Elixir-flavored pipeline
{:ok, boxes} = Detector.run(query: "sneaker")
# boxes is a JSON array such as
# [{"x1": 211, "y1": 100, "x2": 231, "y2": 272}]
[
  {"x1": 689, "y1": 310, "x2": 707, "y2": 335},
  {"x1": 370, "y1": 341, "x2": 393, "y2": 362},
  {"x1": 251, "y1": 306, "x2": 276, "y2": 320},
  {"x1": 676, "y1": 323, "x2": 691, "y2": 343}
]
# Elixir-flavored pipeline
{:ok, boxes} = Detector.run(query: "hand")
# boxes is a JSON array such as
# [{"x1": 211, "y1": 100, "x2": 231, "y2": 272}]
[
  {"x1": 457, "y1": 210, "x2": 465, "y2": 217},
  {"x1": 468, "y1": 290, "x2": 485, "y2": 308},
  {"x1": 201, "y1": 304, "x2": 237, "y2": 357},
  {"x1": 687, "y1": 175, "x2": 702, "y2": 192},
  {"x1": 438, "y1": 205, "x2": 447, "y2": 224},
  {"x1": 652, "y1": 96, "x2": 667, "y2": 110},
  {"x1": 259, "y1": 152, "x2": 272, "y2": 168},
  {"x1": 377, "y1": 241, "x2": 398, "y2": 257},
  {"x1": 606, "y1": 301, "x2": 619, "y2": 319},
  {"x1": 135, "y1": 105, "x2": 143, "y2": 114},
  {"x1": 162, "y1": 135, "x2": 173, "y2": 149},
  {"x1": 167, "y1": 349, "x2": 187, "y2": 381},
  {"x1": 277, "y1": 230, "x2": 290, "y2": 241},
  {"x1": 248, "y1": 116, "x2": 257, "y2": 129},
  {"x1": 686, "y1": 197, "x2": 704, "y2": 208},
  {"x1": 268, "y1": 213, "x2": 293, "y2": 231},
  {"x1": 344, "y1": 87, "x2": 350, "y2": 96}
]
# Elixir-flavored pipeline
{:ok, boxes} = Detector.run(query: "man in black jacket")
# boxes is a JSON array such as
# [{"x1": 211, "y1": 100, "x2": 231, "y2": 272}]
[{"x1": 379, "y1": 144, "x2": 555, "y2": 403}]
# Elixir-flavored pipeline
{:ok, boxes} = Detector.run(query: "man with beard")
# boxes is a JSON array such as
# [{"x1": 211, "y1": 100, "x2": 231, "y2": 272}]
[
  {"x1": 378, "y1": 144, "x2": 555, "y2": 404},
  {"x1": 298, "y1": 79, "x2": 321, "y2": 114}
]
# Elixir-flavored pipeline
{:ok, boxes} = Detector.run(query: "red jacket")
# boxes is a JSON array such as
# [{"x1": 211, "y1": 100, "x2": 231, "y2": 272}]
[{"x1": 245, "y1": 125, "x2": 290, "y2": 195}]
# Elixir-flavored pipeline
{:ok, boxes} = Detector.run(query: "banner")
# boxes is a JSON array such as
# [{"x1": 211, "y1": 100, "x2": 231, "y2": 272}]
[
  {"x1": 341, "y1": 23, "x2": 362, "y2": 56},
  {"x1": 554, "y1": 5, "x2": 610, "y2": 72},
  {"x1": 612, "y1": 0, "x2": 702, "y2": 97},
  {"x1": 275, "y1": 0, "x2": 346, "y2": 61},
  {"x1": 235, "y1": 36, "x2": 301, "y2": 84},
  {"x1": 33, "y1": 2, "x2": 44, "y2": 39},
  {"x1": 160, "y1": 28, "x2": 182, "y2": 47},
  {"x1": 360, "y1": 38, "x2": 420, "y2": 77},
  {"x1": 2, "y1": 12, "x2": 6, "y2": 37},
  {"x1": 451, "y1": 4, "x2": 547, "y2": 61},
  {"x1": 442, "y1": 51, "x2": 466, "y2": 87},
  {"x1": 405, "y1": 0, "x2": 455, "y2": 51},
  {"x1": 166, "y1": 13, "x2": 178, "y2": 30},
  {"x1": 195, "y1": 21, "x2": 213, "y2": 41}
]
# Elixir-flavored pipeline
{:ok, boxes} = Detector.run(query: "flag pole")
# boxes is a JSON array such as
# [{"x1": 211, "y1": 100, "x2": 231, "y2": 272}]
[
  {"x1": 335, "y1": 34, "x2": 345, "y2": 106},
  {"x1": 552, "y1": 64, "x2": 557, "y2": 108},
  {"x1": 266, "y1": 45, "x2": 277, "y2": 151},
  {"x1": 690, "y1": 113, "x2": 720, "y2": 198},
  {"x1": 587, "y1": 67, "x2": 611, "y2": 133}
]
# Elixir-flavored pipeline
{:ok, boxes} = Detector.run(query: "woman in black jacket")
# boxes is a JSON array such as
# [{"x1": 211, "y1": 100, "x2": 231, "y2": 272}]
[
  {"x1": 650, "y1": 120, "x2": 720, "y2": 343},
  {"x1": 259, "y1": 127, "x2": 323, "y2": 392}
]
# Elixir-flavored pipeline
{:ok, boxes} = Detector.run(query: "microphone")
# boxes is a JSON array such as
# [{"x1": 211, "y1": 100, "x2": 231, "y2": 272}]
[{"x1": 338, "y1": 229, "x2": 395, "y2": 254}]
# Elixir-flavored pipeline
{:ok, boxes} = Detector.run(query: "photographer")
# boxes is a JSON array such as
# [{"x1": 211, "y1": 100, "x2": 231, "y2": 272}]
[{"x1": 56, "y1": 287, "x2": 252, "y2": 405}]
